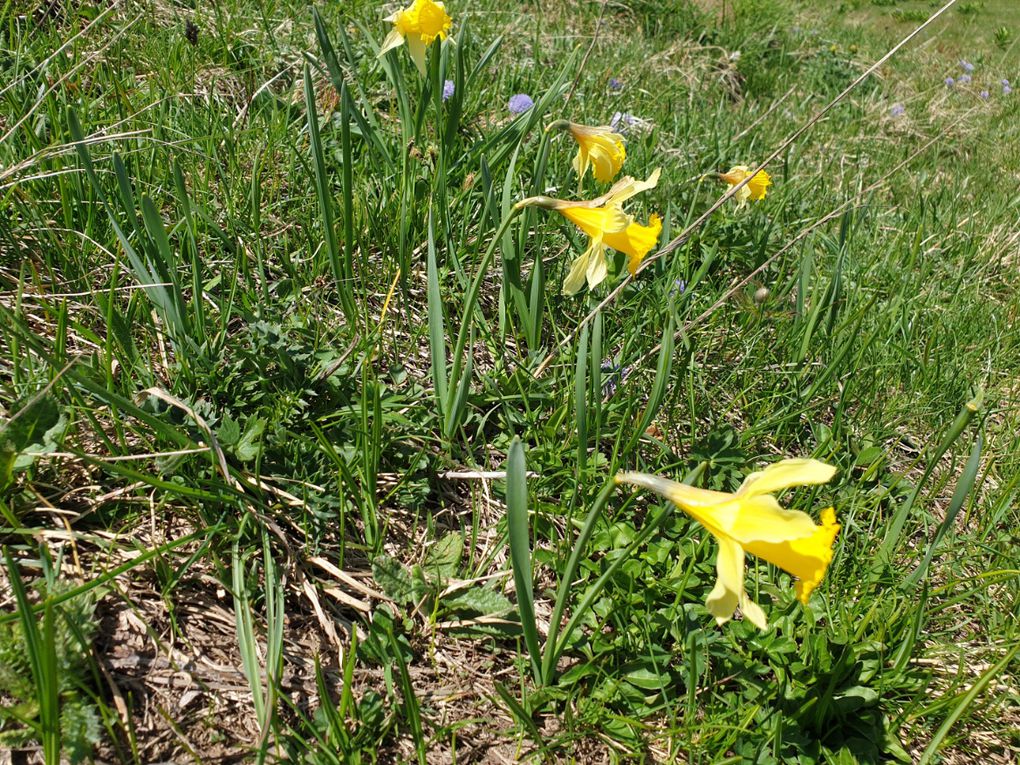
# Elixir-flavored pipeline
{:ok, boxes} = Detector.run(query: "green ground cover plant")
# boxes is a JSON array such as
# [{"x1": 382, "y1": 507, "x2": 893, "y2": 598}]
[{"x1": 1, "y1": 0, "x2": 1018, "y2": 761}]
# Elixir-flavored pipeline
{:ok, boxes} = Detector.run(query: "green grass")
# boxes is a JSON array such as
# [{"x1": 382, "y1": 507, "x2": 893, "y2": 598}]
[
  {"x1": 830, "y1": 0, "x2": 1020, "y2": 52},
  {"x1": 1, "y1": 0, "x2": 1018, "y2": 761}
]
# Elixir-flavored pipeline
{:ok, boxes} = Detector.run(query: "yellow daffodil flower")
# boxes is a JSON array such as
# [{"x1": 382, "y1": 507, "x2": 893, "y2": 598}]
[
  {"x1": 615, "y1": 458, "x2": 839, "y2": 630},
  {"x1": 379, "y1": 0, "x2": 452, "y2": 76},
  {"x1": 718, "y1": 165, "x2": 772, "y2": 205},
  {"x1": 516, "y1": 169, "x2": 662, "y2": 295},
  {"x1": 548, "y1": 120, "x2": 627, "y2": 183}
]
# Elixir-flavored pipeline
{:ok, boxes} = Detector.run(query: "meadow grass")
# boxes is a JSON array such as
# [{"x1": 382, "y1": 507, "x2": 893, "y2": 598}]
[{"x1": 1, "y1": 0, "x2": 1018, "y2": 762}]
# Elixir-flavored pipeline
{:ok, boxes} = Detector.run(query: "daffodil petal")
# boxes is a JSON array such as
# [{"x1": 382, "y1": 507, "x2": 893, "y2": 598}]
[
  {"x1": 605, "y1": 167, "x2": 661, "y2": 206},
  {"x1": 706, "y1": 536, "x2": 744, "y2": 626},
  {"x1": 571, "y1": 147, "x2": 588, "y2": 181},
  {"x1": 736, "y1": 459, "x2": 836, "y2": 498},
  {"x1": 562, "y1": 245, "x2": 593, "y2": 295},
  {"x1": 585, "y1": 240, "x2": 609, "y2": 289},
  {"x1": 740, "y1": 592, "x2": 768, "y2": 630},
  {"x1": 406, "y1": 34, "x2": 428, "y2": 75},
  {"x1": 379, "y1": 28, "x2": 406, "y2": 56},
  {"x1": 724, "y1": 494, "x2": 820, "y2": 545}
]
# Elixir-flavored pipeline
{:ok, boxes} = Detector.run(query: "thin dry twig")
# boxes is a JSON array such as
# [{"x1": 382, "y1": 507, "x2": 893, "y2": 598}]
[{"x1": 631, "y1": 129, "x2": 948, "y2": 369}]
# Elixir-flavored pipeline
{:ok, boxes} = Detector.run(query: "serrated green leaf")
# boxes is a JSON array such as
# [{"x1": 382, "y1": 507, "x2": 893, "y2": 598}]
[
  {"x1": 1, "y1": 396, "x2": 60, "y2": 453},
  {"x1": 235, "y1": 418, "x2": 266, "y2": 462},
  {"x1": 371, "y1": 556, "x2": 415, "y2": 605},
  {"x1": 217, "y1": 415, "x2": 241, "y2": 447},
  {"x1": 424, "y1": 532, "x2": 463, "y2": 581}
]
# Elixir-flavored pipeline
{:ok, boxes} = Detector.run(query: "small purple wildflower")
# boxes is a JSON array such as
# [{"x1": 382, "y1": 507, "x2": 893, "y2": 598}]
[
  {"x1": 945, "y1": 77, "x2": 955, "y2": 88},
  {"x1": 980, "y1": 90, "x2": 990, "y2": 100},
  {"x1": 508, "y1": 94, "x2": 534, "y2": 115},
  {"x1": 442, "y1": 80, "x2": 455, "y2": 102},
  {"x1": 610, "y1": 111, "x2": 639, "y2": 133},
  {"x1": 960, "y1": 59, "x2": 975, "y2": 73},
  {"x1": 601, "y1": 361, "x2": 631, "y2": 399},
  {"x1": 608, "y1": 77, "x2": 623, "y2": 92},
  {"x1": 1002, "y1": 79, "x2": 1012, "y2": 96},
  {"x1": 889, "y1": 102, "x2": 906, "y2": 118},
  {"x1": 672, "y1": 278, "x2": 687, "y2": 296},
  {"x1": 959, "y1": 73, "x2": 972, "y2": 85}
]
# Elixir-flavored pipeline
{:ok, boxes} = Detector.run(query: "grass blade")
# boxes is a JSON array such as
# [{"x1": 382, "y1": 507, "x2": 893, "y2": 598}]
[
  {"x1": 906, "y1": 434, "x2": 984, "y2": 589},
  {"x1": 4, "y1": 548, "x2": 61, "y2": 764},
  {"x1": 303, "y1": 64, "x2": 355, "y2": 318},
  {"x1": 917, "y1": 642, "x2": 1019, "y2": 765}
]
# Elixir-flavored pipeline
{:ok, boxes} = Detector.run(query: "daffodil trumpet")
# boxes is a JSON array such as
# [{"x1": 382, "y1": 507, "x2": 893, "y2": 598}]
[
  {"x1": 379, "y1": 0, "x2": 452, "y2": 76},
  {"x1": 516, "y1": 169, "x2": 662, "y2": 294},
  {"x1": 615, "y1": 458, "x2": 840, "y2": 630},
  {"x1": 547, "y1": 119, "x2": 627, "y2": 184}
]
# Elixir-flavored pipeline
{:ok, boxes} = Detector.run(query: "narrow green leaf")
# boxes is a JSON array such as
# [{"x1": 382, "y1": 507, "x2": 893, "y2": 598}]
[
  {"x1": 574, "y1": 322, "x2": 589, "y2": 473},
  {"x1": 918, "y1": 643, "x2": 1019, "y2": 765},
  {"x1": 627, "y1": 311, "x2": 676, "y2": 452},
  {"x1": 426, "y1": 210, "x2": 449, "y2": 412},
  {"x1": 506, "y1": 438, "x2": 541, "y2": 683},
  {"x1": 906, "y1": 434, "x2": 983, "y2": 588}
]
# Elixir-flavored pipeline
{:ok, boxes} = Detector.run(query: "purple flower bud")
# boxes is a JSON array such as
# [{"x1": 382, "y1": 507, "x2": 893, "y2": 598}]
[
  {"x1": 1002, "y1": 79, "x2": 1011, "y2": 86},
  {"x1": 960, "y1": 59, "x2": 975, "y2": 73},
  {"x1": 959, "y1": 73, "x2": 972, "y2": 85},
  {"x1": 610, "y1": 111, "x2": 641, "y2": 133},
  {"x1": 608, "y1": 77, "x2": 623, "y2": 91},
  {"x1": 442, "y1": 80, "x2": 455, "y2": 102},
  {"x1": 672, "y1": 278, "x2": 687, "y2": 296},
  {"x1": 600, "y1": 360, "x2": 631, "y2": 399},
  {"x1": 508, "y1": 94, "x2": 534, "y2": 115},
  {"x1": 945, "y1": 77, "x2": 955, "y2": 88},
  {"x1": 980, "y1": 90, "x2": 990, "y2": 100},
  {"x1": 889, "y1": 103, "x2": 906, "y2": 118},
  {"x1": 1004, "y1": 83, "x2": 1013, "y2": 96}
]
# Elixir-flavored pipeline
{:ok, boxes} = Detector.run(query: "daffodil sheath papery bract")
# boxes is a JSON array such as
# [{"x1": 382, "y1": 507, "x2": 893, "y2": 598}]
[
  {"x1": 615, "y1": 459, "x2": 839, "y2": 629},
  {"x1": 379, "y1": 0, "x2": 452, "y2": 75}
]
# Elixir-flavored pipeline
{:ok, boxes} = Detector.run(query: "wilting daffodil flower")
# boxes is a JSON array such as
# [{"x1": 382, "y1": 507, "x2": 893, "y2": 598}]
[
  {"x1": 615, "y1": 459, "x2": 839, "y2": 630},
  {"x1": 547, "y1": 120, "x2": 627, "y2": 183},
  {"x1": 719, "y1": 165, "x2": 772, "y2": 205},
  {"x1": 516, "y1": 169, "x2": 662, "y2": 295},
  {"x1": 379, "y1": 0, "x2": 452, "y2": 76}
]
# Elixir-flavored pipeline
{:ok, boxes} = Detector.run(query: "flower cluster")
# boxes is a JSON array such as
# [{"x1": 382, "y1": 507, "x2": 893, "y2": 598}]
[
  {"x1": 374, "y1": 2, "x2": 828, "y2": 632},
  {"x1": 944, "y1": 59, "x2": 1013, "y2": 101}
]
